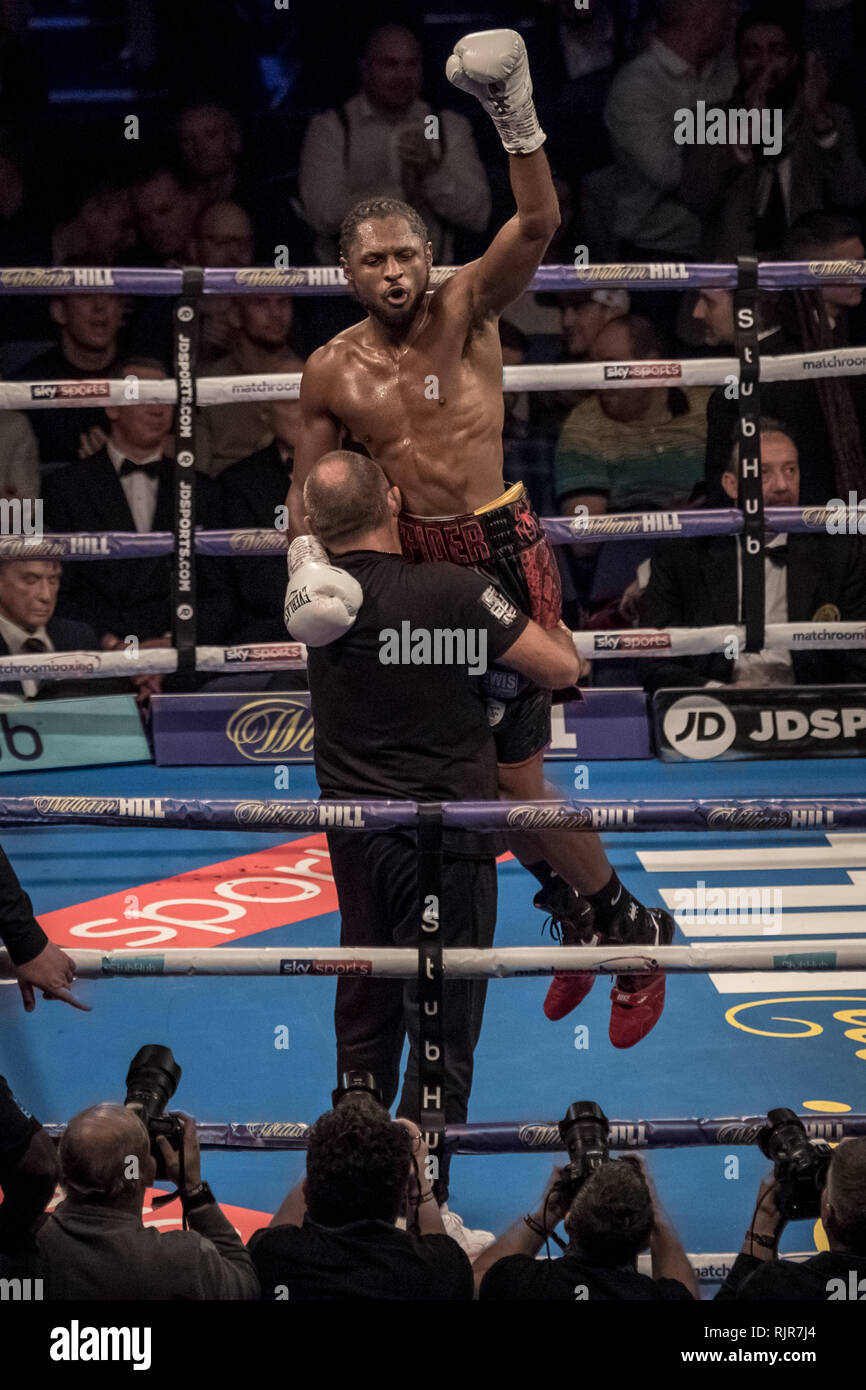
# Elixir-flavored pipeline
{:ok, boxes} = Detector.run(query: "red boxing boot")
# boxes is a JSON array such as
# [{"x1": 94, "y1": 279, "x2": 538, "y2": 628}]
[{"x1": 608, "y1": 908, "x2": 674, "y2": 1048}]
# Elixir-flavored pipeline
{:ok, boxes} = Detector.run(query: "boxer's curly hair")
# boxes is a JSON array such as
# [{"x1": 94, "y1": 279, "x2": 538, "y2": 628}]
[
  {"x1": 304, "y1": 1095, "x2": 413, "y2": 1227},
  {"x1": 339, "y1": 197, "x2": 429, "y2": 261}
]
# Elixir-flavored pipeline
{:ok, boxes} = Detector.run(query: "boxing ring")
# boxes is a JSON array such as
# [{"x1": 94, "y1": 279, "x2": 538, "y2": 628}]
[{"x1": 2, "y1": 257, "x2": 866, "y2": 1296}]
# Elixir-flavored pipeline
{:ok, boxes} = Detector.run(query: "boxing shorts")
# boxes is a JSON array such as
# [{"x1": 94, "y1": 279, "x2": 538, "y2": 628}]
[{"x1": 398, "y1": 482, "x2": 566, "y2": 764}]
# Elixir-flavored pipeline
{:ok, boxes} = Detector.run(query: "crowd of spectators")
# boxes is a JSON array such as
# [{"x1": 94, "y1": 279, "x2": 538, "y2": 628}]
[{"x1": 1, "y1": 0, "x2": 866, "y2": 705}]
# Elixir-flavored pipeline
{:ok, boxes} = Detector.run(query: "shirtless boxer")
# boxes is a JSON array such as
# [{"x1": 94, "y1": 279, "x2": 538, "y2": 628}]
[{"x1": 285, "y1": 30, "x2": 673, "y2": 1048}]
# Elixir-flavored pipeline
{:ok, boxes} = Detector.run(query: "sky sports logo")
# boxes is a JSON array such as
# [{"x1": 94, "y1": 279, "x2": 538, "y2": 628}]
[
  {"x1": 280, "y1": 959, "x2": 372, "y2": 975},
  {"x1": 29, "y1": 381, "x2": 110, "y2": 399},
  {"x1": 603, "y1": 363, "x2": 682, "y2": 381},
  {"x1": 594, "y1": 632, "x2": 672, "y2": 651}
]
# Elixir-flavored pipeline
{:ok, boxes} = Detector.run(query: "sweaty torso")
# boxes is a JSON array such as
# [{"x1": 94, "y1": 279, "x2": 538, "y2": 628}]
[{"x1": 315, "y1": 289, "x2": 506, "y2": 515}]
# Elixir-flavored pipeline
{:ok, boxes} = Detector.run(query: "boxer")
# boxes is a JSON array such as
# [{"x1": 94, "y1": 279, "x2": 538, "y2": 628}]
[{"x1": 286, "y1": 30, "x2": 673, "y2": 1048}]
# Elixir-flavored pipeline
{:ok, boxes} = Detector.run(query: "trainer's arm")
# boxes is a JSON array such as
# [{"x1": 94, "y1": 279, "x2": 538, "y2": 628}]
[
  {"x1": 286, "y1": 349, "x2": 342, "y2": 540},
  {"x1": 499, "y1": 618, "x2": 580, "y2": 690}
]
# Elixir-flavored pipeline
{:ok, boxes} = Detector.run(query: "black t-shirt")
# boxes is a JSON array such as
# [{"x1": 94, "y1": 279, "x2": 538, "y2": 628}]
[
  {"x1": 248, "y1": 1218, "x2": 473, "y2": 1300},
  {"x1": 720, "y1": 1250, "x2": 866, "y2": 1301},
  {"x1": 11, "y1": 345, "x2": 121, "y2": 467},
  {"x1": 306, "y1": 552, "x2": 528, "y2": 804},
  {"x1": 479, "y1": 1251, "x2": 694, "y2": 1301}
]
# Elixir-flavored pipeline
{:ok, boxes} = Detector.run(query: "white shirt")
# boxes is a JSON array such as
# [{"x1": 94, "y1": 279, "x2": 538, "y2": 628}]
[
  {"x1": 107, "y1": 438, "x2": 161, "y2": 533},
  {"x1": 299, "y1": 94, "x2": 492, "y2": 264},
  {"x1": 732, "y1": 535, "x2": 794, "y2": 685},
  {"x1": 605, "y1": 38, "x2": 738, "y2": 253},
  {"x1": 0, "y1": 609, "x2": 54, "y2": 699}
]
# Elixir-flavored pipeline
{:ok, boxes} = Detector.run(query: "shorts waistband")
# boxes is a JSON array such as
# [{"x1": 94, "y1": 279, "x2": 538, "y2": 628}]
[{"x1": 399, "y1": 483, "x2": 542, "y2": 566}]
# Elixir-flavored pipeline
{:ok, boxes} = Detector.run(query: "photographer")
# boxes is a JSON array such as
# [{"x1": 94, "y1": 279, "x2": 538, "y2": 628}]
[
  {"x1": 717, "y1": 1138, "x2": 866, "y2": 1301},
  {"x1": 248, "y1": 1095, "x2": 473, "y2": 1300},
  {"x1": 30, "y1": 1104, "x2": 259, "y2": 1299},
  {"x1": 476, "y1": 1159, "x2": 697, "y2": 1300}
]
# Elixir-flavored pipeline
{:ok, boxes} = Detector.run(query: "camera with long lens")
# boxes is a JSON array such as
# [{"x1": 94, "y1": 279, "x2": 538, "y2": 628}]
[
  {"x1": 556, "y1": 1100, "x2": 611, "y2": 1209},
  {"x1": 332, "y1": 1070, "x2": 385, "y2": 1110},
  {"x1": 124, "y1": 1044, "x2": 184, "y2": 1179},
  {"x1": 757, "y1": 1107, "x2": 832, "y2": 1222}
]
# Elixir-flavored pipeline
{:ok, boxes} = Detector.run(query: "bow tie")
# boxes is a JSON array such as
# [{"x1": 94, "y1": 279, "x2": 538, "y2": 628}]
[
  {"x1": 763, "y1": 544, "x2": 788, "y2": 567},
  {"x1": 119, "y1": 458, "x2": 162, "y2": 479}
]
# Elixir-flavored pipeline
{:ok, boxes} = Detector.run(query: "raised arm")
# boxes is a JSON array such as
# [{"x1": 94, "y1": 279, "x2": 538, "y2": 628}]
[
  {"x1": 446, "y1": 30, "x2": 560, "y2": 319},
  {"x1": 286, "y1": 346, "x2": 342, "y2": 541}
]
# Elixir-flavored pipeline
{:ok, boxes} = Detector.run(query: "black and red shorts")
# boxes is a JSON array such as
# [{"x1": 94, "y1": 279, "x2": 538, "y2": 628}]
[{"x1": 398, "y1": 483, "x2": 564, "y2": 764}]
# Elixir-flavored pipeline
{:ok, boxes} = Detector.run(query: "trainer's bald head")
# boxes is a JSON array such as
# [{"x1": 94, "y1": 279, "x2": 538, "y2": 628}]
[
  {"x1": 304, "y1": 451, "x2": 396, "y2": 548},
  {"x1": 60, "y1": 1102, "x2": 152, "y2": 1205}
]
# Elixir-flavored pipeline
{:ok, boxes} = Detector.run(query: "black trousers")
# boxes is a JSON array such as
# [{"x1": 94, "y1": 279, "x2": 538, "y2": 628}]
[{"x1": 326, "y1": 830, "x2": 497, "y2": 1202}]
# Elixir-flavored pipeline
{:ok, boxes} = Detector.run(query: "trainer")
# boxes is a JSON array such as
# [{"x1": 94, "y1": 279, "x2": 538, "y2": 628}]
[{"x1": 300, "y1": 450, "x2": 579, "y2": 1212}]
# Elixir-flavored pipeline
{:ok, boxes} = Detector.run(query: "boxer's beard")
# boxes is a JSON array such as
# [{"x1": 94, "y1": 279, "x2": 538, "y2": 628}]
[{"x1": 364, "y1": 278, "x2": 429, "y2": 338}]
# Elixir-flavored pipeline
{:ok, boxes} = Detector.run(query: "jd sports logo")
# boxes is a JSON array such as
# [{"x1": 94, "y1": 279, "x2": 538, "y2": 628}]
[{"x1": 663, "y1": 694, "x2": 737, "y2": 760}]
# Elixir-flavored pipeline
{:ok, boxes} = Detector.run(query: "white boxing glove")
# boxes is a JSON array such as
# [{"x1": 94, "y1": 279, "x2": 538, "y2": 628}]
[
  {"x1": 446, "y1": 29, "x2": 546, "y2": 156},
  {"x1": 284, "y1": 535, "x2": 363, "y2": 647}
]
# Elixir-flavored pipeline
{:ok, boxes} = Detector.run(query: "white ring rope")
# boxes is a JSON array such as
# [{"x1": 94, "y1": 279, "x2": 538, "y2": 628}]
[
  {"x1": 3, "y1": 345, "x2": 866, "y2": 412},
  {"x1": 2, "y1": 940, "x2": 864, "y2": 978},
  {"x1": 1, "y1": 621, "x2": 864, "y2": 681}
]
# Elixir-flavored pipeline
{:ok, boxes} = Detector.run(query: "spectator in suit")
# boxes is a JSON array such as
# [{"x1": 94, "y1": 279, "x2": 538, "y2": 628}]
[
  {"x1": 10, "y1": 275, "x2": 125, "y2": 470},
  {"x1": 0, "y1": 558, "x2": 132, "y2": 702},
  {"x1": 298, "y1": 23, "x2": 491, "y2": 268},
  {"x1": 682, "y1": 7, "x2": 866, "y2": 260},
  {"x1": 220, "y1": 397, "x2": 300, "y2": 643},
  {"x1": 41, "y1": 359, "x2": 236, "y2": 699},
  {"x1": 638, "y1": 419, "x2": 866, "y2": 692}
]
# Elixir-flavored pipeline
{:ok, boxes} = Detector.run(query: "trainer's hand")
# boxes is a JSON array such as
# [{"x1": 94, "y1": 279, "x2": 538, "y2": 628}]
[
  {"x1": 16, "y1": 941, "x2": 91, "y2": 1012},
  {"x1": 446, "y1": 29, "x2": 546, "y2": 155},
  {"x1": 284, "y1": 535, "x2": 363, "y2": 647}
]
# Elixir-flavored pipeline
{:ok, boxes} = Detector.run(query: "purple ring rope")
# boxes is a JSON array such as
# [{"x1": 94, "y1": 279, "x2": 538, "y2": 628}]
[
  {"x1": 4, "y1": 505, "x2": 861, "y2": 564},
  {"x1": 2, "y1": 261, "x2": 865, "y2": 295},
  {"x1": 0, "y1": 795, "x2": 859, "y2": 831},
  {"x1": 37, "y1": 1112, "x2": 866, "y2": 1152}
]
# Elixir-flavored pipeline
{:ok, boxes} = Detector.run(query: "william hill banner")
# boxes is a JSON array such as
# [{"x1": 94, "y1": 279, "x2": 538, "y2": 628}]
[
  {"x1": 653, "y1": 686, "x2": 866, "y2": 762},
  {"x1": 152, "y1": 694, "x2": 316, "y2": 765},
  {"x1": 151, "y1": 690, "x2": 650, "y2": 765}
]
